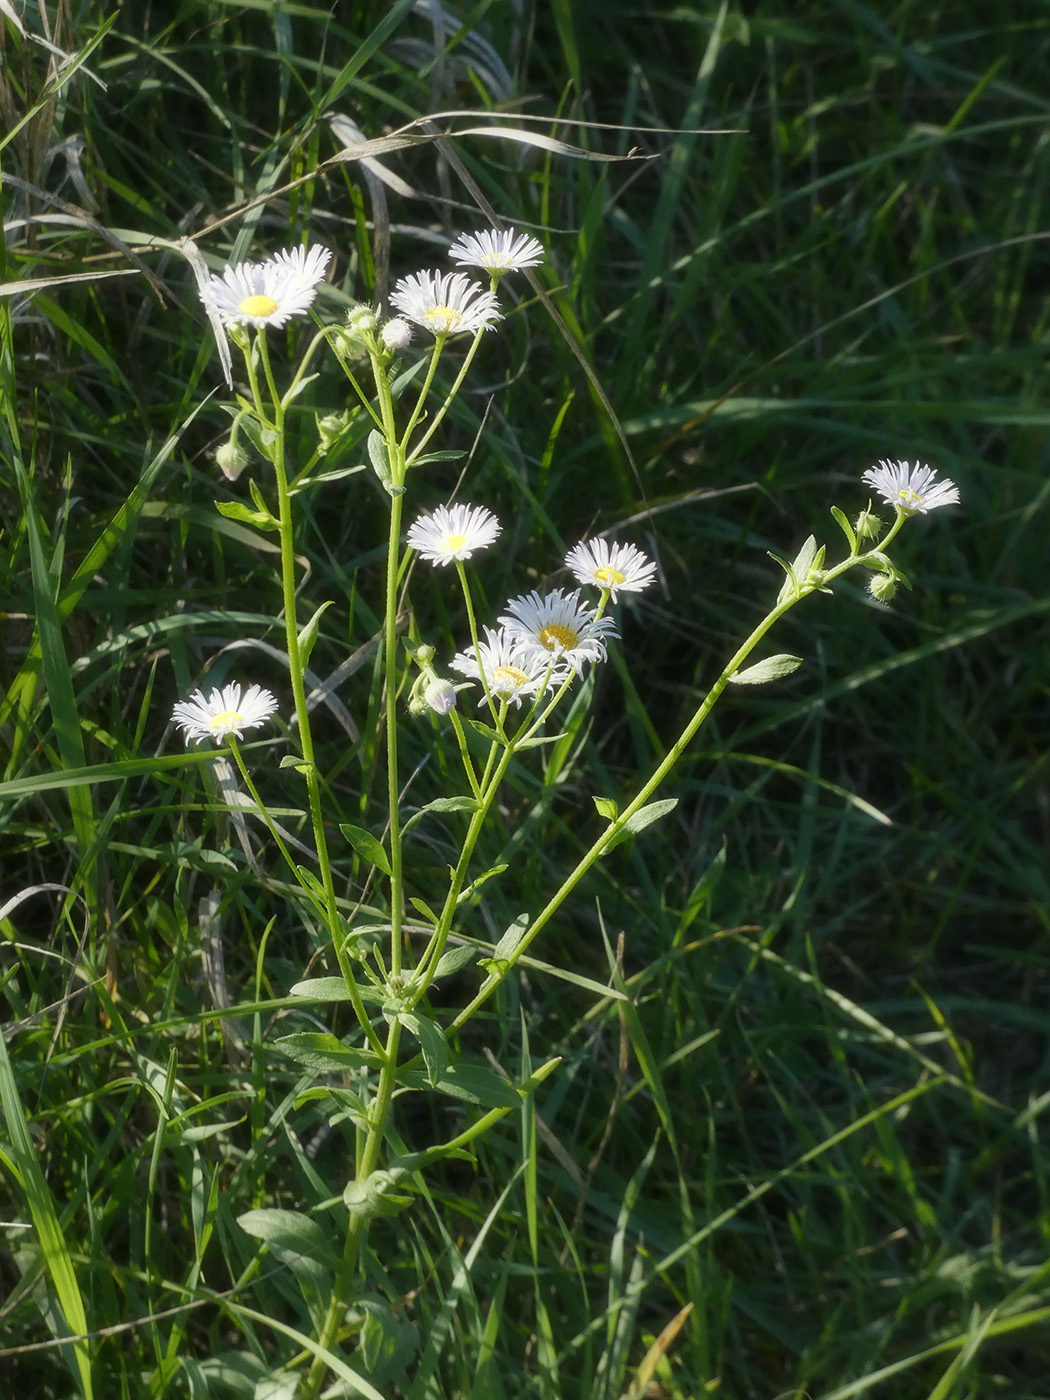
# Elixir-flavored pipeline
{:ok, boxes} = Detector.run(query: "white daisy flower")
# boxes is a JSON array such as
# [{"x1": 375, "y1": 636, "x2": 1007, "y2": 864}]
[
  {"x1": 172, "y1": 682, "x2": 279, "y2": 745},
  {"x1": 200, "y1": 245, "x2": 331, "y2": 328},
  {"x1": 862, "y1": 460, "x2": 960, "y2": 515},
  {"x1": 389, "y1": 270, "x2": 501, "y2": 336},
  {"x1": 406, "y1": 503, "x2": 501, "y2": 565},
  {"x1": 499, "y1": 588, "x2": 617, "y2": 673},
  {"x1": 451, "y1": 627, "x2": 567, "y2": 706},
  {"x1": 448, "y1": 228, "x2": 545, "y2": 274},
  {"x1": 566, "y1": 539, "x2": 657, "y2": 600}
]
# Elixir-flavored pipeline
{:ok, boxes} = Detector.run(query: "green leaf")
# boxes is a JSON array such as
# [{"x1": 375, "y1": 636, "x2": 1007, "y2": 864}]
[
  {"x1": 237, "y1": 1208, "x2": 337, "y2": 1268},
  {"x1": 403, "y1": 794, "x2": 480, "y2": 837},
  {"x1": 407, "y1": 449, "x2": 465, "y2": 467},
  {"x1": 274, "y1": 1032, "x2": 381, "y2": 1074},
  {"x1": 367, "y1": 430, "x2": 403, "y2": 497},
  {"x1": 397, "y1": 1011, "x2": 448, "y2": 1086},
  {"x1": 339, "y1": 824, "x2": 392, "y2": 877},
  {"x1": 238, "y1": 1208, "x2": 338, "y2": 1332},
  {"x1": 465, "y1": 717, "x2": 505, "y2": 745},
  {"x1": 297, "y1": 600, "x2": 334, "y2": 670},
  {"x1": 279, "y1": 754, "x2": 312, "y2": 774},
  {"x1": 157, "y1": 841, "x2": 237, "y2": 874},
  {"x1": 248, "y1": 477, "x2": 274, "y2": 518},
  {"x1": 456, "y1": 863, "x2": 508, "y2": 905},
  {"x1": 0, "y1": 1028, "x2": 94, "y2": 1399},
  {"x1": 830, "y1": 505, "x2": 857, "y2": 551},
  {"x1": 214, "y1": 498, "x2": 280, "y2": 531},
  {"x1": 418, "y1": 794, "x2": 479, "y2": 817},
  {"x1": 593, "y1": 795, "x2": 619, "y2": 820},
  {"x1": 408, "y1": 896, "x2": 440, "y2": 926},
  {"x1": 289, "y1": 977, "x2": 355, "y2": 1003},
  {"x1": 343, "y1": 1170, "x2": 413, "y2": 1220},
  {"x1": 514, "y1": 731, "x2": 569, "y2": 750},
  {"x1": 728, "y1": 654, "x2": 803, "y2": 685},
  {"x1": 479, "y1": 913, "x2": 529, "y2": 977},
  {"x1": 401, "y1": 1062, "x2": 521, "y2": 1109},
  {"x1": 296, "y1": 865, "x2": 328, "y2": 902},
  {"x1": 289, "y1": 464, "x2": 366, "y2": 493},
  {"x1": 605, "y1": 798, "x2": 679, "y2": 854},
  {"x1": 431, "y1": 944, "x2": 477, "y2": 980}
]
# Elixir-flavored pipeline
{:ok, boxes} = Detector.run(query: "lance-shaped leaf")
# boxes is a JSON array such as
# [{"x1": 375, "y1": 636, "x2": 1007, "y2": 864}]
[
  {"x1": 214, "y1": 499, "x2": 280, "y2": 531},
  {"x1": 830, "y1": 505, "x2": 858, "y2": 552},
  {"x1": 604, "y1": 797, "x2": 679, "y2": 854},
  {"x1": 297, "y1": 600, "x2": 334, "y2": 670},
  {"x1": 289, "y1": 977, "x2": 355, "y2": 1003},
  {"x1": 728, "y1": 654, "x2": 803, "y2": 685},
  {"x1": 479, "y1": 913, "x2": 529, "y2": 977},
  {"x1": 367, "y1": 430, "x2": 403, "y2": 496},
  {"x1": 339, "y1": 823, "x2": 392, "y2": 877},
  {"x1": 397, "y1": 1011, "x2": 448, "y2": 1086},
  {"x1": 274, "y1": 1032, "x2": 382, "y2": 1073},
  {"x1": 430, "y1": 943, "x2": 477, "y2": 981}
]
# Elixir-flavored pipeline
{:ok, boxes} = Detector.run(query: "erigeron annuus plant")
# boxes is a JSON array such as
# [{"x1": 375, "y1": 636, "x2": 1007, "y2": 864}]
[{"x1": 172, "y1": 228, "x2": 960, "y2": 1396}]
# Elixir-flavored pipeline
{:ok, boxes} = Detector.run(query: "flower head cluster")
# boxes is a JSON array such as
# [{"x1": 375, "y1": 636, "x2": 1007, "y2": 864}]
[
  {"x1": 449, "y1": 228, "x2": 544, "y2": 275},
  {"x1": 407, "y1": 503, "x2": 501, "y2": 565},
  {"x1": 172, "y1": 682, "x2": 279, "y2": 745},
  {"x1": 451, "y1": 627, "x2": 567, "y2": 706},
  {"x1": 862, "y1": 460, "x2": 960, "y2": 515},
  {"x1": 200, "y1": 246, "x2": 331, "y2": 328},
  {"x1": 390, "y1": 270, "x2": 501, "y2": 337},
  {"x1": 499, "y1": 588, "x2": 617, "y2": 674},
  {"x1": 566, "y1": 538, "x2": 657, "y2": 600}
]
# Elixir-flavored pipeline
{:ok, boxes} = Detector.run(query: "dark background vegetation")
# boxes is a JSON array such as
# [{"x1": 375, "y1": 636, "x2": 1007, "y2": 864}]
[{"x1": 2, "y1": 2, "x2": 1049, "y2": 1396}]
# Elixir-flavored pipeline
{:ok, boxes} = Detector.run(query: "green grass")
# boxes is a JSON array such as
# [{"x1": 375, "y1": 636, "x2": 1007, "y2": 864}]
[{"x1": 3, "y1": 1, "x2": 1050, "y2": 1397}]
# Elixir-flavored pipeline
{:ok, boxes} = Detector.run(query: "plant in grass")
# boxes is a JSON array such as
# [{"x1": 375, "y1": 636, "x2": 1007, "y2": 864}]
[{"x1": 163, "y1": 221, "x2": 960, "y2": 1397}]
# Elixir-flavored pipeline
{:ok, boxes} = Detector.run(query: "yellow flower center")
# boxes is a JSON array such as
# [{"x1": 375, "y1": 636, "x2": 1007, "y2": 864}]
[
  {"x1": 439, "y1": 534, "x2": 468, "y2": 554},
  {"x1": 493, "y1": 665, "x2": 529, "y2": 690},
  {"x1": 209, "y1": 709, "x2": 243, "y2": 730},
  {"x1": 537, "y1": 623, "x2": 579, "y2": 652},
  {"x1": 239, "y1": 294, "x2": 279, "y2": 318},
  {"x1": 896, "y1": 488, "x2": 923, "y2": 509},
  {"x1": 594, "y1": 565, "x2": 626, "y2": 587},
  {"x1": 423, "y1": 305, "x2": 463, "y2": 332}
]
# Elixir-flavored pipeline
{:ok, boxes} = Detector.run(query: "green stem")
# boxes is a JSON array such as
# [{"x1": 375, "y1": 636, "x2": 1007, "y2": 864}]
[
  {"x1": 301, "y1": 1017, "x2": 403, "y2": 1398},
  {"x1": 449, "y1": 539, "x2": 899, "y2": 1033},
  {"x1": 405, "y1": 327, "x2": 487, "y2": 464},
  {"x1": 384, "y1": 489, "x2": 406, "y2": 979},
  {"x1": 251, "y1": 333, "x2": 382, "y2": 1055}
]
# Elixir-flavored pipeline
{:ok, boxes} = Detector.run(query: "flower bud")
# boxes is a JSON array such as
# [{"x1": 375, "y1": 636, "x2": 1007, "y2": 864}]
[
  {"x1": 855, "y1": 508, "x2": 883, "y2": 541},
  {"x1": 346, "y1": 303, "x2": 378, "y2": 335},
  {"x1": 424, "y1": 679, "x2": 458, "y2": 715},
  {"x1": 216, "y1": 439, "x2": 249, "y2": 482},
  {"x1": 227, "y1": 322, "x2": 252, "y2": 353},
  {"x1": 414, "y1": 644, "x2": 435, "y2": 666},
  {"x1": 867, "y1": 573, "x2": 897, "y2": 603},
  {"x1": 380, "y1": 317, "x2": 412, "y2": 351},
  {"x1": 317, "y1": 410, "x2": 350, "y2": 454}
]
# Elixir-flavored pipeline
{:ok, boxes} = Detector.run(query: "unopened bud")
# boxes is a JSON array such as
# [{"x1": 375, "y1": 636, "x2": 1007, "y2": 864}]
[
  {"x1": 868, "y1": 573, "x2": 897, "y2": 603},
  {"x1": 227, "y1": 322, "x2": 252, "y2": 353},
  {"x1": 216, "y1": 439, "x2": 249, "y2": 482},
  {"x1": 414, "y1": 644, "x2": 435, "y2": 666},
  {"x1": 855, "y1": 508, "x2": 883, "y2": 541},
  {"x1": 318, "y1": 410, "x2": 350, "y2": 454},
  {"x1": 346, "y1": 303, "x2": 378, "y2": 336},
  {"x1": 381, "y1": 317, "x2": 412, "y2": 351},
  {"x1": 425, "y1": 679, "x2": 458, "y2": 716}
]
